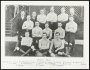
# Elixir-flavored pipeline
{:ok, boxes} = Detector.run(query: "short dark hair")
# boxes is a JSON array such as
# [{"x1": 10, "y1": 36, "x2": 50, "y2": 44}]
[
  {"x1": 69, "y1": 16, "x2": 74, "y2": 20},
  {"x1": 55, "y1": 32, "x2": 60, "y2": 36},
  {"x1": 43, "y1": 32, "x2": 47, "y2": 36},
  {"x1": 35, "y1": 21, "x2": 39, "y2": 24}
]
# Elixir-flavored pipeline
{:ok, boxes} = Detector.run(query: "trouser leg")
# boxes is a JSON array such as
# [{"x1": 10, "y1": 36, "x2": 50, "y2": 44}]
[
  {"x1": 40, "y1": 23, "x2": 45, "y2": 29},
  {"x1": 70, "y1": 34, "x2": 75, "y2": 54}
]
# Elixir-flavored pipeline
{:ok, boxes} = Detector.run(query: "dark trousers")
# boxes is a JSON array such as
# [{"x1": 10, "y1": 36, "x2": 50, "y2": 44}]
[
  {"x1": 52, "y1": 46, "x2": 65, "y2": 54},
  {"x1": 65, "y1": 32, "x2": 75, "y2": 46},
  {"x1": 65, "y1": 32, "x2": 75, "y2": 53},
  {"x1": 17, "y1": 31, "x2": 23, "y2": 47},
  {"x1": 48, "y1": 22, "x2": 58, "y2": 39},
  {"x1": 39, "y1": 23, "x2": 45, "y2": 29},
  {"x1": 38, "y1": 49, "x2": 50, "y2": 56},
  {"x1": 48, "y1": 22, "x2": 58, "y2": 30},
  {"x1": 32, "y1": 37, "x2": 41, "y2": 50},
  {"x1": 20, "y1": 45, "x2": 30, "y2": 52},
  {"x1": 20, "y1": 45, "x2": 36, "y2": 56}
]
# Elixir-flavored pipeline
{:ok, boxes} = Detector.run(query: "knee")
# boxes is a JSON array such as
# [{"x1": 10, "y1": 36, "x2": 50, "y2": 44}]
[{"x1": 36, "y1": 51, "x2": 43, "y2": 57}]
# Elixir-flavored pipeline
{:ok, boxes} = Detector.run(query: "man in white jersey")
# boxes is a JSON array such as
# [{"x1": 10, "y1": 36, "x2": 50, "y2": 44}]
[
  {"x1": 46, "y1": 6, "x2": 58, "y2": 31},
  {"x1": 37, "y1": 33, "x2": 50, "y2": 56},
  {"x1": 54, "y1": 23, "x2": 65, "y2": 39},
  {"x1": 15, "y1": 32, "x2": 35, "y2": 56},
  {"x1": 32, "y1": 21, "x2": 43, "y2": 50},
  {"x1": 65, "y1": 16, "x2": 78, "y2": 56},
  {"x1": 37, "y1": 9, "x2": 47, "y2": 29},
  {"x1": 22, "y1": 15, "x2": 34, "y2": 37},
  {"x1": 58, "y1": 7, "x2": 68, "y2": 29},
  {"x1": 43, "y1": 23, "x2": 52, "y2": 40},
  {"x1": 49, "y1": 32, "x2": 67, "y2": 57}
]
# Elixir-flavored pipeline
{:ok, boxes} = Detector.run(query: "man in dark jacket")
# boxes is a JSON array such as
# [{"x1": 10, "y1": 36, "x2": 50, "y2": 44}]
[{"x1": 17, "y1": 11, "x2": 26, "y2": 47}]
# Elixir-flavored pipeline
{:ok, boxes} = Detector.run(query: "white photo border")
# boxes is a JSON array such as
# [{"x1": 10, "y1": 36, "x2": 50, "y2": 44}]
[{"x1": 1, "y1": 1, "x2": 89, "y2": 69}]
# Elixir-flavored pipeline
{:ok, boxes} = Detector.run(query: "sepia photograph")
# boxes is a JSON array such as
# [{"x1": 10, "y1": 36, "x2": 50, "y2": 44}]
[
  {"x1": 5, "y1": 5, "x2": 84, "y2": 57},
  {"x1": 1, "y1": 1, "x2": 89, "y2": 69}
]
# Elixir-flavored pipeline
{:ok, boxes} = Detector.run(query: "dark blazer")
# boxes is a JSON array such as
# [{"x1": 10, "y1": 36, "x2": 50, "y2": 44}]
[{"x1": 17, "y1": 18, "x2": 26, "y2": 33}]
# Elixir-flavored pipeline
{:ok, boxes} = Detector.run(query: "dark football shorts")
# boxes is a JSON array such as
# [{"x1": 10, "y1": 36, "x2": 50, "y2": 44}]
[
  {"x1": 54, "y1": 48, "x2": 65, "y2": 54},
  {"x1": 20, "y1": 45, "x2": 31, "y2": 52}
]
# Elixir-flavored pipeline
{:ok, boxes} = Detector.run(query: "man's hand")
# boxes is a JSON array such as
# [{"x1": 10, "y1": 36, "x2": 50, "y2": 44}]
[
  {"x1": 20, "y1": 36, "x2": 23, "y2": 38},
  {"x1": 14, "y1": 46, "x2": 19, "y2": 51},
  {"x1": 55, "y1": 48, "x2": 60, "y2": 52},
  {"x1": 69, "y1": 43, "x2": 72, "y2": 45},
  {"x1": 65, "y1": 41, "x2": 68, "y2": 44},
  {"x1": 50, "y1": 53, "x2": 55, "y2": 57},
  {"x1": 55, "y1": 49, "x2": 58, "y2": 52},
  {"x1": 55, "y1": 47, "x2": 62, "y2": 52},
  {"x1": 49, "y1": 50, "x2": 52, "y2": 53},
  {"x1": 17, "y1": 31, "x2": 19, "y2": 34},
  {"x1": 31, "y1": 46, "x2": 36, "y2": 51}
]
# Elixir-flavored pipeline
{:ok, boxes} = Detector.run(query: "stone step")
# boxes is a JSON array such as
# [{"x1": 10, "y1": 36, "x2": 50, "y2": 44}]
[
  {"x1": 5, "y1": 24, "x2": 12, "y2": 27},
  {"x1": 5, "y1": 30, "x2": 11, "y2": 34},
  {"x1": 5, "y1": 27, "x2": 12, "y2": 30},
  {"x1": 5, "y1": 33, "x2": 11, "y2": 36}
]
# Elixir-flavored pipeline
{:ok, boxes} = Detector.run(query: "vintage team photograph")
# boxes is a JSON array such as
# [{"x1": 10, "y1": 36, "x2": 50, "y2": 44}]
[{"x1": 5, "y1": 5, "x2": 84, "y2": 57}]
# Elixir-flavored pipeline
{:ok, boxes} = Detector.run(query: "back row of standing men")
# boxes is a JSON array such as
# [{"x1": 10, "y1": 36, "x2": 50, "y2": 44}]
[{"x1": 16, "y1": 6, "x2": 78, "y2": 56}]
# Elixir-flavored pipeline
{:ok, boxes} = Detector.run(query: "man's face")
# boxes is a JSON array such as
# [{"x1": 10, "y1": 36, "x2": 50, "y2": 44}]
[
  {"x1": 58, "y1": 23, "x2": 62, "y2": 27},
  {"x1": 27, "y1": 15, "x2": 31, "y2": 21},
  {"x1": 25, "y1": 32, "x2": 29, "y2": 37},
  {"x1": 45, "y1": 24, "x2": 49, "y2": 28},
  {"x1": 61, "y1": 8, "x2": 65, "y2": 13},
  {"x1": 40, "y1": 10, "x2": 44, "y2": 14},
  {"x1": 70, "y1": 8, "x2": 75, "y2": 15},
  {"x1": 55, "y1": 34, "x2": 60, "y2": 39},
  {"x1": 32, "y1": 12, "x2": 36, "y2": 17},
  {"x1": 35, "y1": 22, "x2": 39, "y2": 27},
  {"x1": 42, "y1": 34, "x2": 47, "y2": 39},
  {"x1": 50, "y1": 7, "x2": 54, "y2": 12},
  {"x1": 21, "y1": 11, "x2": 25, "y2": 17}
]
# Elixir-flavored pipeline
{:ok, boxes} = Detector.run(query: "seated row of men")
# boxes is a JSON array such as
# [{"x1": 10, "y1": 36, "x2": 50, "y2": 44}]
[
  {"x1": 14, "y1": 16, "x2": 77, "y2": 57},
  {"x1": 15, "y1": 31, "x2": 67, "y2": 57}
]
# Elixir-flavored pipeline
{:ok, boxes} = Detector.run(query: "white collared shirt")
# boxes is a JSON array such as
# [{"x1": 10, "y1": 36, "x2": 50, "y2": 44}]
[
  {"x1": 22, "y1": 20, "x2": 34, "y2": 30},
  {"x1": 37, "y1": 14, "x2": 47, "y2": 23},
  {"x1": 39, "y1": 39, "x2": 50, "y2": 49},
  {"x1": 65, "y1": 21, "x2": 77, "y2": 33},
  {"x1": 43, "y1": 28, "x2": 52, "y2": 39},
  {"x1": 32, "y1": 27, "x2": 42, "y2": 37},
  {"x1": 46, "y1": 12, "x2": 57, "y2": 22},
  {"x1": 21, "y1": 37, "x2": 32, "y2": 46},
  {"x1": 58, "y1": 13, "x2": 68, "y2": 22},
  {"x1": 54, "y1": 27, "x2": 65, "y2": 38}
]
